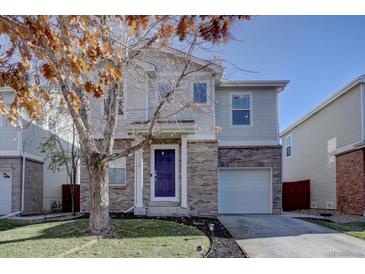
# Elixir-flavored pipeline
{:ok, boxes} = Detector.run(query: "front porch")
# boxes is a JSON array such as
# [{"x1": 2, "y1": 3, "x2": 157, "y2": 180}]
[{"x1": 134, "y1": 137, "x2": 190, "y2": 216}]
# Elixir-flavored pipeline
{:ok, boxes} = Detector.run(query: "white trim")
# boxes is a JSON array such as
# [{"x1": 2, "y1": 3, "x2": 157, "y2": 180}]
[
  {"x1": 281, "y1": 75, "x2": 365, "y2": 136},
  {"x1": 284, "y1": 134, "x2": 292, "y2": 159},
  {"x1": 23, "y1": 152, "x2": 44, "y2": 163},
  {"x1": 218, "y1": 167, "x2": 273, "y2": 214},
  {"x1": 150, "y1": 144, "x2": 179, "y2": 202},
  {"x1": 335, "y1": 140, "x2": 363, "y2": 155},
  {"x1": 181, "y1": 136, "x2": 188, "y2": 208},
  {"x1": 229, "y1": 91, "x2": 253, "y2": 127},
  {"x1": 186, "y1": 133, "x2": 216, "y2": 141},
  {"x1": 134, "y1": 148, "x2": 144, "y2": 208},
  {"x1": 218, "y1": 80, "x2": 289, "y2": 91},
  {"x1": 212, "y1": 77, "x2": 217, "y2": 140},
  {"x1": 218, "y1": 140, "x2": 279, "y2": 146}
]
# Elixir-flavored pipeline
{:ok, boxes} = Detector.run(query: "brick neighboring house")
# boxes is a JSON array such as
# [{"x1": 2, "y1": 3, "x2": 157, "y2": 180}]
[
  {"x1": 80, "y1": 48, "x2": 288, "y2": 217},
  {"x1": 0, "y1": 88, "x2": 77, "y2": 216},
  {"x1": 281, "y1": 75, "x2": 365, "y2": 216}
]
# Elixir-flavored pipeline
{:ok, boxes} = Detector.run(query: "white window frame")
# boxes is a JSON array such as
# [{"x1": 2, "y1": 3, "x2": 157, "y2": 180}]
[
  {"x1": 285, "y1": 134, "x2": 292, "y2": 159},
  {"x1": 107, "y1": 156, "x2": 127, "y2": 187},
  {"x1": 192, "y1": 81, "x2": 209, "y2": 105},
  {"x1": 230, "y1": 92, "x2": 253, "y2": 127},
  {"x1": 150, "y1": 144, "x2": 179, "y2": 202}
]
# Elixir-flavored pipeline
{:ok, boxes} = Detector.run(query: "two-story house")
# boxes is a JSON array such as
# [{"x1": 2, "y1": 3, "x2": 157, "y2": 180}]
[
  {"x1": 78, "y1": 48, "x2": 288, "y2": 217},
  {"x1": 281, "y1": 75, "x2": 365, "y2": 216},
  {"x1": 0, "y1": 87, "x2": 76, "y2": 216}
]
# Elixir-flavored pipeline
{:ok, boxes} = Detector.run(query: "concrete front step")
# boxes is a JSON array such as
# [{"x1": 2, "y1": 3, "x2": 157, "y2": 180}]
[{"x1": 134, "y1": 206, "x2": 190, "y2": 216}]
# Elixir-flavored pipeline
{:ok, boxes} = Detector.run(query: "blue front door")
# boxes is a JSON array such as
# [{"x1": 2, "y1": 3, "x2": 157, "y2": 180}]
[{"x1": 154, "y1": 149, "x2": 175, "y2": 197}]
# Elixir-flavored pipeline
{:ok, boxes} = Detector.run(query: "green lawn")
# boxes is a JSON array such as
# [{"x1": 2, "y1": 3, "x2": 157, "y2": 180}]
[
  {"x1": 305, "y1": 219, "x2": 365, "y2": 240},
  {"x1": 0, "y1": 218, "x2": 210, "y2": 258}
]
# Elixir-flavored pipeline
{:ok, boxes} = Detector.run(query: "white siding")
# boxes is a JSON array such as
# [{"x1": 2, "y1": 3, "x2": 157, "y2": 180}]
[
  {"x1": 282, "y1": 84, "x2": 363, "y2": 209},
  {"x1": 215, "y1": 87, "x2": 279, "y2": 145},
  {"x1": 0, "y1": 91, "x2": 19, "y2": 153},
  {"x1": 91, "y1": 51, "x2": 216, "y2": 139}
]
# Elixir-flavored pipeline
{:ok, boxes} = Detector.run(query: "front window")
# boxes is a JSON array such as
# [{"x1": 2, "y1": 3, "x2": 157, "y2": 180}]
[
  {"x1": 232, "y1": 93, "x2": 251, "y2": 125},
  {"x1": 158, "y1": 83, "x2": 171, "y2": 99},
  {"x1": 193, "y1": 83, "x2": 207, "y2": 103},
  {"x1": 285, "y1": 135, "x2": 292, "y2": 158},
  {"x1": 108, "y1": 157, "x2": 126, "y2": 186}
]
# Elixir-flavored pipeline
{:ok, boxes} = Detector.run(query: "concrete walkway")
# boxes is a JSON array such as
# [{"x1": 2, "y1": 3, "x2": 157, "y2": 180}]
[{"x1": 219, "y1": 215, "x2": 365, "y2": 258}]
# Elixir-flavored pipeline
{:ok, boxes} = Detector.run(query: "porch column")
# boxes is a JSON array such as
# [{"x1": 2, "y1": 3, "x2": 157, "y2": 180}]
[
  {"x1": 135, "y1": 148, "x2": 144, "y2": 208},
  {"x1": 181, "y1": 135, "x2": 188, "y2": 208}
]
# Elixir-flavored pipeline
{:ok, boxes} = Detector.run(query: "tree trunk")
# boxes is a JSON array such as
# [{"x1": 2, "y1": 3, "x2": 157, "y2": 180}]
[{"x1": 88, "y1": 160, "x2": 111, "y2": 235}]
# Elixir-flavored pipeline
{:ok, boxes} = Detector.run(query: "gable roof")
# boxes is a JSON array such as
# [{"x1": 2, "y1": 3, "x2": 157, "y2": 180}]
[
  {"x1": 280, "y1": 74, "x2": 365, "y2": 137},
  {"x1": 157, "y1": 46, "x2": 225, "y2": 75}
]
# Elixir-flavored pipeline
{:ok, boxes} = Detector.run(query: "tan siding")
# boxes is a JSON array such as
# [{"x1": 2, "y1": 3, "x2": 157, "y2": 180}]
[{"x1": 282, "y1": 85, "x2": 362, "y2": 209}]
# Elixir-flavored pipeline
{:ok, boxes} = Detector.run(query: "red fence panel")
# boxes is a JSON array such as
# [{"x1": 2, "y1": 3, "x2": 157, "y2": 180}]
[
  {"x1": 62, "y1": 184, "x2": 80, "y2": 212},
  {"x1": 282, "y1": 180, "x2": 310, "y2": 211}
]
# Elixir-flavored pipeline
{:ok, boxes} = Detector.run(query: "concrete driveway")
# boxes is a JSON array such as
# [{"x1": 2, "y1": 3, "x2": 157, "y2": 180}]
[{"x1": 219, "y1": 215, "x2": 365, "y2": 258}]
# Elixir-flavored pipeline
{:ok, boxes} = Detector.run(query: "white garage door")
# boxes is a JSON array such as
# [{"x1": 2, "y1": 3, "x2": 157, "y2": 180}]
[
  {"x1": 0, "y1": 170, "x2": 12, "y2": 215},
  {"x1": 219, "y1": 169, "x2": 271, "y2": 214}
]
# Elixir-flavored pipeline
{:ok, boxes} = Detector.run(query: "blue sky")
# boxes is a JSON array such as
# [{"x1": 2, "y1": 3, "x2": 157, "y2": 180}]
[{"x1": 215, "y1": 16, "x2": 365, "y2": 131}]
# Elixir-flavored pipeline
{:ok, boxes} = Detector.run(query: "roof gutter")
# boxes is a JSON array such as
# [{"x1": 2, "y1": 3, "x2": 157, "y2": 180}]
[{"x1": 217, "y1": 80, "x2": 289, "y2": 92}]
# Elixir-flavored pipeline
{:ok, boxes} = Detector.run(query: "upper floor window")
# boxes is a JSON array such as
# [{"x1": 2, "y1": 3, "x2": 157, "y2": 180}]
[
  {"x1": 231, "y1": 93, "x2": 251, "y2": 125},
  {"x1": 158, "y1": 83, "x2": 171, "y2": 99},
  {"x1": 104, "y1": 94, "x2": 123, "y2": 116},
  {"x1": 193, "y1": 83, "x2": 207, "y2": 104},
  {"x1": 285, "y1": 135, "x2": 292, "y2": 158},
  {"x1": 108, "y1": 157, "x2": 126, "y2": 186},
  {"x1": 48, "y1": 120, "x2": 56, "y2": 132}
]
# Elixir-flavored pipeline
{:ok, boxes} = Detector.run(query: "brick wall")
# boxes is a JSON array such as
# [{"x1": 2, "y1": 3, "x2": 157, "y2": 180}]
[
  {"x1": 23, "y1": 159, "x2": 43, "y2": 214},
  {"x1": 187, "y1": 141, "x2": 218, "y2": 216},
  {"x1": 218, "y1": 146, "x2": 282, "y2": 214},
  {"x1": 80, "y1": 139, "x2": 135, "y2": 212},
  {"x1": 336, "y1": 148, "x2": 365, "y2": 215},
  {"x1": 0, "y1": 157, "x2": 22, "y2": 212}
]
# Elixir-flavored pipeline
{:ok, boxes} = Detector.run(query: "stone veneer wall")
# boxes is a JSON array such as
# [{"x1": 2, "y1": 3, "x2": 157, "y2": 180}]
[
  {"x1": 23, "y1": 159, "x2": 43, "y2": 214},
  {"x1": 0, "y1": 157, "x2": 22, "y2": 212},
  {"x1": 218, "y1": 146, "x2": 282, "y2": 214},
  {"x1": 187, "y1": 141, "x2": 218, "y2": 216},
  {"x1": 80, "y1": 139, "x2": 135, "y2": 212},
  {"x1": 336, "y1": 148, "x2": 365, "y2": 215}
]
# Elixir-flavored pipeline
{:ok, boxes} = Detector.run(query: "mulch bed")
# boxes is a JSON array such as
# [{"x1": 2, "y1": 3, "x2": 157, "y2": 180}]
[{"x1": 109, "y1": 213, "x2": 246, "y2": 258}]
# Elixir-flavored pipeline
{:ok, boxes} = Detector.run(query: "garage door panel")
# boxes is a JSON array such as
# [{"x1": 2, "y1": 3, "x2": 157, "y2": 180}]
[{"x1": 219, "y1": 169, "x2": 271, "y2": 214}]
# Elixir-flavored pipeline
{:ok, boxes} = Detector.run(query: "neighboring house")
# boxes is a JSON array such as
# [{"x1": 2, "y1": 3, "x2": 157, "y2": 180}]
[
  {"x1": 281, "y1": 75, "x2": 365, "y2": 216},
  {"x1": 80, "y1": 48, "x2": 288, "y2": 216},
  {"x1": 0, "y1": 88, "x2": 77, "y2": 215}
]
